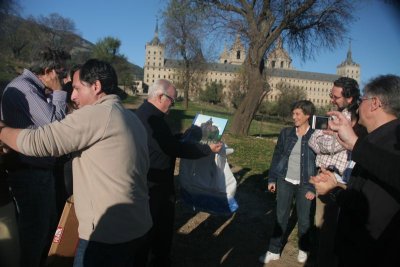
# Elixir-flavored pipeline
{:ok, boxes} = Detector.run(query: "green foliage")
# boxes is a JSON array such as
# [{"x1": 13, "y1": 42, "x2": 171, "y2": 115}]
[
  {"x1": 258, "y1": 100, "x2": 278, "y2": 116},
  {"x1": 275, "y1": 82, "x2": 307, "y2": 119},
  {"x1": 91, "y1": 37, "x2": 121, "y2": 62},
  {"x1": 316, "y1": 104, "x2": 332, "y2": 116},
  {"x1": 199, "y1": 82, "x2": 223, "y2": 104}
]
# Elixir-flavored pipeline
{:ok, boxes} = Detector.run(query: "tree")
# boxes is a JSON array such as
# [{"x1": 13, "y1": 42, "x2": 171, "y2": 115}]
[
  {"x1": 34, "y1": 13, "x2": 77, "y2": 50},
  {"x1": 161, "y1": 0, "x2": 208, "y2": 109},
  {"x1": 92, "y1": 36, "x2": 121, "y2": 62},
  {"x1": 199, "y1": 0, "x2": 355, "y2": 135},
  {"x1": 200, "y1": 81, "x2": 223, "y2": 104},
  {"x1": 275, "y1": 82, "x2": 307, "y2": 120}
]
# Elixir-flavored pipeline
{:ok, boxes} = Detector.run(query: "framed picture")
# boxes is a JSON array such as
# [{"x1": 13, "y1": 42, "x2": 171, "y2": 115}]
[{"x1": 191, "y1": 113, "x2": 228, "y2": 142}]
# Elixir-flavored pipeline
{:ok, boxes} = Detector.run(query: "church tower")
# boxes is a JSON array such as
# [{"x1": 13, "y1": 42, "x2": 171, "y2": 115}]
[
  {"x1": 336, "y1": 41, "x2": 360, "y2": 84},
  {"x1": 229, "y1": 35, "x2": 246, "y2": 65},
  {"x1": 219, "y1": 35, "x2": 246, "y2": 65},
  {"x1": 266, "y1": 37, "x2": 292, "y2": 69},
  {"x1": 144, "y1": 20, "x2": 165, "y2": 85}
]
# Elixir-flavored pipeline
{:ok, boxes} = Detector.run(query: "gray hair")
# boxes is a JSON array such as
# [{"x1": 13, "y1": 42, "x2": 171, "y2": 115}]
[
  {"x1": 148, "y1": 79, "x2": 173, "y2": 99},
  {"x1": 364, "y1": 74, "x2": 400, "y2": 117}
]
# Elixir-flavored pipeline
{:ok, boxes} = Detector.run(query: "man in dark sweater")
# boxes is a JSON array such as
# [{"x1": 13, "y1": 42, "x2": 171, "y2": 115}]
[
  {"x1": 135, "y1": 79, "x2": 222, "y2": 267},
  {"x1": 310, "y1": 74, "x2": 400, "y2": 267}
]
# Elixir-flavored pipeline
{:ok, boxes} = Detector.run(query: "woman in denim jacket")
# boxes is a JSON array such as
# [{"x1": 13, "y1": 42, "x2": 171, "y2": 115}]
[{"x1": 259, "y1": 100, "x2": 317, "y2": 264}]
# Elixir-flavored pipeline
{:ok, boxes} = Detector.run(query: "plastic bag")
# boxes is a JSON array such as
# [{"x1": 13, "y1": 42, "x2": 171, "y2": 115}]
[{"x1": 178, "y1": 145, "x2": 239, "y2": 215}]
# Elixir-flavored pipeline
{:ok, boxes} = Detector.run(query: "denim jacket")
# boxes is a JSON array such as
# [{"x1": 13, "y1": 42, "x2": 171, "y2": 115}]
[{"x1": 268, "y1": 127, "x2": 317, "y2": 193}]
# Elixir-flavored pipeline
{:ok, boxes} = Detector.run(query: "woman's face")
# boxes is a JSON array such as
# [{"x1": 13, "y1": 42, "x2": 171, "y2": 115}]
[{"x1": 292, "y1": 108, "x2": 310, "y2": 127}]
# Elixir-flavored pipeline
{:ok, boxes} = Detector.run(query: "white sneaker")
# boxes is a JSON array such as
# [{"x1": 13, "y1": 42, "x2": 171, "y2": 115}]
[
  {"x1": 259, "y1": 251, "x2": 280, "y2": 263},
  {"x1": 297, "y1": 250, "x2": 308, "y2": 263}
]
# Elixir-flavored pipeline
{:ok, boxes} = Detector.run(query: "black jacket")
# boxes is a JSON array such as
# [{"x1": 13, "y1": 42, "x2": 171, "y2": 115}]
[
  {"x1": 135, "y1": 100, "x2": 211, "y2": 187},
  {"x1": 335, "y1": 119, "x2": 400, "y2": 267}
]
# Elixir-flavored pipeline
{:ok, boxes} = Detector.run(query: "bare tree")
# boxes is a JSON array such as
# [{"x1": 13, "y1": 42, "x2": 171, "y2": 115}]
[
  {"x1": 199, "y1": 0, "x2": 355, "y2": 135},
  {"x1": 34, "y1": 13, "x2": 77, "y2": 50},
  {"x1": 162, "y1": 0, "x2": 208, "y2": 109}
]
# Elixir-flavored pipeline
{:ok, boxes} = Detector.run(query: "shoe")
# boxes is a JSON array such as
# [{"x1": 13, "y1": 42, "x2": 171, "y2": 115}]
[
  {"x1": 259, "y1": 251, "x2": 280, "y2": 264},
  {"x1": 297, "y1": 250, "x2": 308, "y2": 263}
]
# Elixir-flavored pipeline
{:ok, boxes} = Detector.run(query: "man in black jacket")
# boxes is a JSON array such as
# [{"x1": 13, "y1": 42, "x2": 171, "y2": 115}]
[
  {"x1": 135, "y1": 79, "x2": 222, "y2": 267},
  {"x1": 311, "y1": 74, "x2": 400, "y2": 267}
]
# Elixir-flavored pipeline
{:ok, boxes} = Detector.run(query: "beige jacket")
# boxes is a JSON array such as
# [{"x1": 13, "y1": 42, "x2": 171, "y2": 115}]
[{"x1": 17, "y1": 95, "x2": 152, "y2": 243}]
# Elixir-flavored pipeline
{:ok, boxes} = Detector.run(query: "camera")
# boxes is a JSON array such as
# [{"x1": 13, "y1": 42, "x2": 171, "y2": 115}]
[{"x1": 311, "y1": 115, "x2": 330, "y2": 130}]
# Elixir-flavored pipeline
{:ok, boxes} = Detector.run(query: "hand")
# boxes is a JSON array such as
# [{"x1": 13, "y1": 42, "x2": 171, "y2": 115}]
[
  {"x1": 268, "y1": 183, "x2": 276, "y2": 193},
  {"x1": 325, "y1": 111, "x2": 358, "y2": 150},
  {"x1": 305, "y1": 191, "x2": 315, "y2": 200},
  {"x1": 42, "y1": 69, "x2": 62, "y2": 92},
  {"x1": 309, "y1": 168, "x2": 338, "y2": 195},
  {"x1": 209, "y1": 142, "x2": 223, "y2": 153}
]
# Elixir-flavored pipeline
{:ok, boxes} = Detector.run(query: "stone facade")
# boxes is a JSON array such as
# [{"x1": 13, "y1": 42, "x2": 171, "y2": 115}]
[{"x1": 143, "y1": 24, "x2": 360, "y2": 107}]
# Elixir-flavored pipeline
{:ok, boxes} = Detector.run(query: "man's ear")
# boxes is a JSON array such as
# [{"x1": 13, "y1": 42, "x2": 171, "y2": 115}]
[
  {"x1": 371, "y1": 97, "x2": 382, "y2": 111},
  {"x1": 93, "y1": 80, "x2": 102, "y2": 94}
]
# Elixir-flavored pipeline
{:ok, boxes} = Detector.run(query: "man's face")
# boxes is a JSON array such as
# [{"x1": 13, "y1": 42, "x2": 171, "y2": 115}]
[
  {"x1": 71, "y1": 70, "x2": 98, "y2": 108},
  {"x1": 330, "y1": 86, "x2": 353, "y2": 111},
  {"x1": 357, "y1": 95, "x2": 375, "y2": 131},
  {"x1": 160, "y1": 86, "x2": 177, "y2": 114}
]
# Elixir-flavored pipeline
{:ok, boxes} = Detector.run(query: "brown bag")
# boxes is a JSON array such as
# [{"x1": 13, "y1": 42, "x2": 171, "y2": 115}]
[{"x1": 46, "y1": 196, "x2": 79, "y2": 266}]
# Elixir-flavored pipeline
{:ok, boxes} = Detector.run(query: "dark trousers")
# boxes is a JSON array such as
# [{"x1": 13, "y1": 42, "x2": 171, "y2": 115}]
[
  {"x1": 74, "y1": 234, "x2": 147, "y2": 267},
  {"x1": 269, "y1": 178, "x2": 314, "y2": 254},
  {"x1": 136, "y1": 183, "x2": 175, "y2": 267},
  {"x1": 8, "y1": 169, "x2": 57, "y2": 267}
]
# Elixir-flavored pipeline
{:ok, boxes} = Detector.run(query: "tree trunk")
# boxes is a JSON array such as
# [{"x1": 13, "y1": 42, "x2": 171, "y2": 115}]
[
  {"x1": 183, "y1": 65, "x2": 190, "y2": 110},
  {"x1": 230, "y1": 64, "x2": 266, "y2": 136}
]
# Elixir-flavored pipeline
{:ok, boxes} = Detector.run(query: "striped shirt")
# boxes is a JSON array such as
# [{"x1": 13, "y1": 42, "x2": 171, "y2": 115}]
[{"x1": 1, "y1": 69, "x2": 67, "y2": 167}]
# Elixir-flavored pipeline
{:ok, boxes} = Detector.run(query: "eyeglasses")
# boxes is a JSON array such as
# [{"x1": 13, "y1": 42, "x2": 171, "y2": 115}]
[
  {"x1": 162, "y1": 93, "x2": 175, "y2": 106},
  {"x1": 359, "y1": 96, "x2": 374, "y2": 103},
  {"x1": 329, "y1": 93, "x2": 343, "y2": 100}
]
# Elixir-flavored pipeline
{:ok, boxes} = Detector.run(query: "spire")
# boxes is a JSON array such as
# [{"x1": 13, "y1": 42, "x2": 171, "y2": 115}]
[
  {"x1": 149, "y1": 18, "x2": 161, "y2": 45},
  {"x1": 155, "y1": 18, "x2": 159, "y2": 38},
  {"x1": 345, "y1": 39, "x2": 354, "y2": 64},
  {"x1": 276, "y1": 36, "x2": 283, "y2": 49}
]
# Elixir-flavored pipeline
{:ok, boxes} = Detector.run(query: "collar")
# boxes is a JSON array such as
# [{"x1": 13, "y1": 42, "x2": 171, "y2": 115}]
[{"x1": 141, "y1": 100, "x2": 165, "y2": 118}]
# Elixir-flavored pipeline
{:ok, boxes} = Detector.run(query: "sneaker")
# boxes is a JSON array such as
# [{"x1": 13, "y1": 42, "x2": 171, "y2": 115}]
[
  {"x1": 297, "y1": 250, "x2": 308, "y2": 263},
  {"x1": 259, "y1": 251, "x2": 280, "y2": 264}
]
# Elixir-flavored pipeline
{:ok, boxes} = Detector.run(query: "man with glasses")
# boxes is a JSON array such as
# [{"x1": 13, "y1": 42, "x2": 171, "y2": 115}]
[
  {"x1": 308, "y1": 76, "x2": 362, "y2": 267},
  {"x1": 0, "y1": 48, "x2": 70, "y2": 266},
  {"x1": 311, "y1": 74, "x2": 400, "y2": 267},
  {"x1": 135, "y1": 79, "x2": 222, "y2": 267}
]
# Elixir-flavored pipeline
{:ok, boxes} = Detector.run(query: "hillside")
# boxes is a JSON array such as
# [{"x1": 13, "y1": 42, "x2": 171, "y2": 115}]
[{"x1": 0, "y1": 14, "x2": 143, "y2": 87}]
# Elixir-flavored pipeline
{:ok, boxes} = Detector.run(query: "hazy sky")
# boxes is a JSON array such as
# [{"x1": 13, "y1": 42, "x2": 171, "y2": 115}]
[{"x1": 21, "y1": 0, "x2": 400, "y2": 87}]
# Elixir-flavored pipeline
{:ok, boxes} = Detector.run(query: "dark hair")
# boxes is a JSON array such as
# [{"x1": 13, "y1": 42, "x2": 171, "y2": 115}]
[
  {"x1": 29, "y1": 47, "x2": 71, "y2": 76},
  {"x1": 364, "y1": 74, "x2": 400, "y2": 117},
  {"x1": 79, "y1": 59, "x2": 118, "y2": 95},
  {"x1": 291, "y1": 100, "x2": 316, "y2": 116},
  {"x1": 333, "y1": 77, "x2": 360, "y2": 113},
  {"x1": 69, "y1": 64, "x2": 82, "y2": 81}
]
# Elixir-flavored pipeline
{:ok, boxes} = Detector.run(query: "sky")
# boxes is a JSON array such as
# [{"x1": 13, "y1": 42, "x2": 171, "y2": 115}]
[{"x1": 21, "y1": 0, "x2": 400, "y2": 87}]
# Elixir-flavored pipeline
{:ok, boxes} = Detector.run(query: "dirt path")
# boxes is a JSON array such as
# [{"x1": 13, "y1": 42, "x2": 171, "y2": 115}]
[{"x1": 171, "y1": 166, "x2": 313, "y2": 267}]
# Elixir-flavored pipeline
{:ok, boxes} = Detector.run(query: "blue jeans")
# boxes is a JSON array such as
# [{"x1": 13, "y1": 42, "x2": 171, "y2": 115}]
[
  {"x1": 269, "y1": 178, "x2": 314, "y2": 254},
  {"x1": 7, "y1": 169, "x2": 57, "y2": 267},
  {"x1": 74, "y1": 234, "x2": 147, "y2": 267}
]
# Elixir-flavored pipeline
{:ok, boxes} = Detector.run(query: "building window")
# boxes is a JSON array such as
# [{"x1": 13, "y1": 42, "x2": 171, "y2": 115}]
[
  {"x1": 236, "y1": 50, "x2": 240, "y2": 59},
  {"x1": 280, "y1": 61, "x2": 284, "y2": 68},
  {"x1": 272, "y1": 61, "x2": 275, "y2": 68}
]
